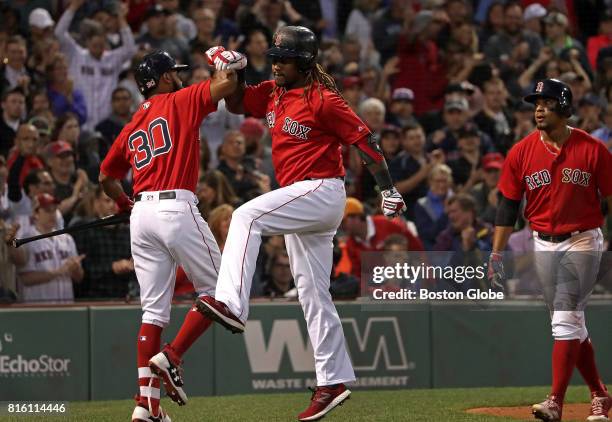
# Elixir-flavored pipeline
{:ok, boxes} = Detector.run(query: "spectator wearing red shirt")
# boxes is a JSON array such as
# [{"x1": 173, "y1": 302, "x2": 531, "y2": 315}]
[
  {"x1": 7, "y1": 124, "x2": 43, "y2": 186},
  {"x1": 341, "y1": 197, "x2": 424, "y2": 280},
  {"x1": 586, "y1": 12, "x2": 612, "y2": 71},
  {"x1": 394, "y1": 10, "x2": 448, "y2": 117}
]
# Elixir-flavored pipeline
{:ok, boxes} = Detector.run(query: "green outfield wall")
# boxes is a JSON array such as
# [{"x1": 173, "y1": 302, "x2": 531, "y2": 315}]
[{"x1": 0, "y1": 301, "x2": 611, "y2": 400}]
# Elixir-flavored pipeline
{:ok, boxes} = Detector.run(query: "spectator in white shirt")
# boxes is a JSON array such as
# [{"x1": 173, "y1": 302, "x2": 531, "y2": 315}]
[
  {"x1": 345, "y1": 0, "x2": 377, "y2": 55},
  {"x1": 55, "y1": 0, "x2": 136, "y2": 131},
  {"x1": 14, "y1": 193, "x2": 83, "y2": 303}
]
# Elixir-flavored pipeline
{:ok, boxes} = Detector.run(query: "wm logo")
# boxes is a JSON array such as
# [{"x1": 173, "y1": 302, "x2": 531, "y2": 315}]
[
  {"x1": 244, "y1": 317, "x2": 408, "y2": 373},
  {"x1": 244, "y1": 320, "x2": 314, "y2": 373},
  {"x1": 342, "y1": 317, "x2": 408, "y2": 371}
]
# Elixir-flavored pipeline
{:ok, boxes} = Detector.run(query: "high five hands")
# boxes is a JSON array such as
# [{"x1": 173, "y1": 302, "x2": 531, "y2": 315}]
[{"x1": 205, "y1": 46, "x2": 247, "y2": 71}]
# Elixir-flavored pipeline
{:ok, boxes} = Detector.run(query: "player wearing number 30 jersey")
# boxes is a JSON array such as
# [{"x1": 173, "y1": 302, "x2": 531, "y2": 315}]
[{"x1": 99, "y1": 50, "x2": 242, "y2": 422}]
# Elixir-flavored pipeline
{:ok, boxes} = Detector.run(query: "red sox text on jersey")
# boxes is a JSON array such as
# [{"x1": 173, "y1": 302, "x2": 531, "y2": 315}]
[
  {"x1": 498, "y1": 128, "x2": 612, "y2": 234},
  {"x1": 524, "y1": 168, "x2": 592, "y2": 191},
  {"x1": 282, "y1": 117, "x2": 311, "y2": 140},
  {"x1": 34, "y1": 249, "x2": 70, "y2": 263},
  {"x1": 243, "y1": 80, "x2": 371, "y2": 186}
]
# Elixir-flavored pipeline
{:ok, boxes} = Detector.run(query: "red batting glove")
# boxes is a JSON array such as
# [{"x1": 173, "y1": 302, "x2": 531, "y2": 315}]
[
  {"x1": 214, "y1": 50, "x2": 247, "y2": 70},
  {"x1": 380, "y1": 187, "x2": 407, "y2": 217},
  {"x1": 205, "y1": 46, "x2": 225, "y2": 67},
  {"x1": 115, "y1": 193, "x2": 134, "y2": 213}
]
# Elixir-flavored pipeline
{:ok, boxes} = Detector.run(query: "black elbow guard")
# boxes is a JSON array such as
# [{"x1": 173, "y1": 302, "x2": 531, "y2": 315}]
[
  {"x1": 355, "y1": 134, "x2": 384, "y2": 165},
  {"x1": 495, "y1": 194, "x2": 521, "y2": 226},
  {"x1": 373, "y1": 166, "x2": 394, "y2": 191}
]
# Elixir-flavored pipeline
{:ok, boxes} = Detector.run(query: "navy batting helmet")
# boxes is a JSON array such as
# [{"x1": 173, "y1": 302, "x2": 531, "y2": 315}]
[
  {"x1": 266, "y1": 26, "x2": 318, "y2": 72},
  {"x1": 135, "y1": 50, "x2": 189, "y2": 96},
  {"x1": 523, "y1": 78, "x2": 573, "y2": 117}
]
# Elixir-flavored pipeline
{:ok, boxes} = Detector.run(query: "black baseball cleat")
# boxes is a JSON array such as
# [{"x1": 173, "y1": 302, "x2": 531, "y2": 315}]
[
  {"x1": 196, "y1": 295, "x2": 245, "y2": 334},
  {"x1": 149, "y1": 347, "x2": 187, "y2": 406}
]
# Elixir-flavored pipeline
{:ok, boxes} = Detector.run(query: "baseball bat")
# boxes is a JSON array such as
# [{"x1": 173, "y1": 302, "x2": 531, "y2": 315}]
[{"x1": 10, "y1": 212, "x2": 131, "y2": 248}]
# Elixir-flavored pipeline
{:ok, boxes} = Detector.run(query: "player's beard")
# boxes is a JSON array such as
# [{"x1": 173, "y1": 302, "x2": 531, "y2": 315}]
[
  {"x1": 274, "y1": 73, "x2": 288, "y2": 87},
  {"x1": 278, "y1": 75, "x2": 307, "y2": 90},
  {"x1": 172, "y1": 78, "x2": 183, "y2": 92},
  {"x1": 274, "y1": 71, "x2": 307, "y2": 89}
]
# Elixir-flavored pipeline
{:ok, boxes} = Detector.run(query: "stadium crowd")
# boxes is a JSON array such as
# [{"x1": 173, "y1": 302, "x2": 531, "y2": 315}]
[{"x1": 1, "y1": 0, "x2": 612, "y2": 303}]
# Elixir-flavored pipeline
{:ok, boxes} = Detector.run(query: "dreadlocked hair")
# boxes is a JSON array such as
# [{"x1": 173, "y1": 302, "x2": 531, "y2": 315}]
[{"x1": 304, "y1": 63, "x2": 342, "y2": 100}]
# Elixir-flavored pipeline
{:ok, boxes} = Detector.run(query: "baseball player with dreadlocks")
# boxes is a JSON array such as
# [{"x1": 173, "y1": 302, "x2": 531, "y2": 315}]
[
  {"x1": 489, "y1": 79, "x2": 612, "y2": 422},
  {"x1": 197, "y1": 26, "x2": 406, "y2": 421}
]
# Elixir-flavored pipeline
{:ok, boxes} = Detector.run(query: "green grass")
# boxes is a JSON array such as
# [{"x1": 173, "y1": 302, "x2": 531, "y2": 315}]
[{"x1": 0, "y1": 386, "x2": 595, "y2": 421}]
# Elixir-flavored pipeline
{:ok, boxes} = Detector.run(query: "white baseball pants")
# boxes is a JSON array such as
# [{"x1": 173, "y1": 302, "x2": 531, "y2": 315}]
[
  {"x1": 215, "y1": 178, "x2": 356, "y2": 386},
  {"x1": 131, "y1": 189, "x2": 221, "y2": 327},
  {"x1": 534, "y1": 228, "x2": 603, "y2": 341}
]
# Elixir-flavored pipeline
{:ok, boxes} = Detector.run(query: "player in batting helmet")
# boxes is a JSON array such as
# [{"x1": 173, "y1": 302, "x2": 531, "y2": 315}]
[
  {"x1": 523, "y1": 78, "x2": 573, "y2": 118},
  {"x1": 263, "y1": 25, "x2": 345, "y2": 95},
  {"x1": 135, "y1": 50, "x2": 189, "y2": 98},
  {"x1": 266, "y1": 25, "x2": 318, "y2": 73}
]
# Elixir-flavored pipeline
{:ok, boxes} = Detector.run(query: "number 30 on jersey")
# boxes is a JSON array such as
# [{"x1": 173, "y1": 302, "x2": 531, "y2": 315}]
[{"x1": 128, "y1": 117, "x2": 173, "y2": 170}]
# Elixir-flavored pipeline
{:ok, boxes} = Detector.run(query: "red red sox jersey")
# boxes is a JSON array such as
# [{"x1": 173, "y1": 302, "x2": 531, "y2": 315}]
[
  {"x1": 100, "y1": 80, "x2": 217, "y2": 193},
  {"x1": 498, "y1": 128, "x2": 612, "y2": 234},
  {"x1": 242, "y1": 80, "x2": 370, "y2": 186}
]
